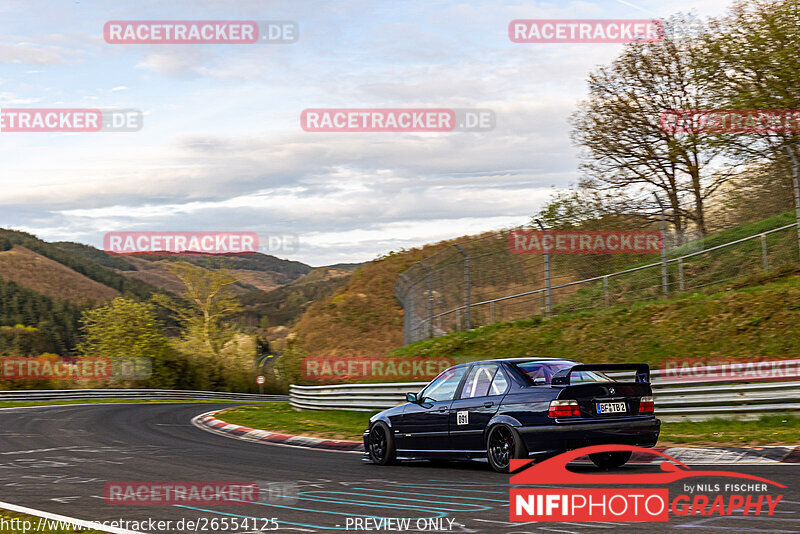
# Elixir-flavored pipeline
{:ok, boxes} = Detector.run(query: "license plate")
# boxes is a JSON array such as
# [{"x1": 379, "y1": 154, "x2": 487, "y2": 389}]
[{"x1": 596, "y1": 402, "x2": 626, "y2": 414}]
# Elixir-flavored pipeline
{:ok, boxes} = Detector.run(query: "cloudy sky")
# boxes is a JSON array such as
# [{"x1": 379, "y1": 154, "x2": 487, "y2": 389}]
[{"x1": 0, "y1": 0, "x2": 736, "y2": 266}]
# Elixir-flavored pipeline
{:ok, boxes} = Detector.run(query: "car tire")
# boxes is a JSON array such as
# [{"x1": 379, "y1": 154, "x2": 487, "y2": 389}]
[
  {"x1": 589, "y1": 450, "x2": 632, "y2": 469},
  {"x1": 367, "y1": 422, "x2": 396, "y2": 465},
  {"x1": 486, "y1": 424, "x2": 527, "y2": 473}
]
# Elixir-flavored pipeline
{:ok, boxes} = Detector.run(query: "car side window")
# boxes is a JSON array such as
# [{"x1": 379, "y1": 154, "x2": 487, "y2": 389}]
[
  {"x1": 488, "y1": 368, "x2": 509, "y2": 395},
  {"x1": 420, "y1": 367, "x2": 467, "y2": 402},
  {"x1": 460, "y1": 364, "x2": 498, "y2": 399}
]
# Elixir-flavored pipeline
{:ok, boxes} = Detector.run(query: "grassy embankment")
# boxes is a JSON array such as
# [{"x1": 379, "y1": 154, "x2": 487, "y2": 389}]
[{"x1": 390, "y1": 266, "x2": 800, "y2": 368}]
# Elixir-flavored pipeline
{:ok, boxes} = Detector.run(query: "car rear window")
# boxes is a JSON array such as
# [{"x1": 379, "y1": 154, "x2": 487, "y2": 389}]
[{"x1": 514, "y1": 361, "x2": 614, "y2": 385}]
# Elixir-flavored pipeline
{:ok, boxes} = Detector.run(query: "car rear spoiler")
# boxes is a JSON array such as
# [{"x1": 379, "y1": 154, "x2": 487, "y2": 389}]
[{"x1": 551, "y1": 363, "x2": 650, "y2": 386}]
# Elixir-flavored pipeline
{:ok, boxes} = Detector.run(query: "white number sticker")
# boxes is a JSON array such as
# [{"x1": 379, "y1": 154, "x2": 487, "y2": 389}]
[{"x1": 457, "y1": 411, "x2": 469, "y2": 425}]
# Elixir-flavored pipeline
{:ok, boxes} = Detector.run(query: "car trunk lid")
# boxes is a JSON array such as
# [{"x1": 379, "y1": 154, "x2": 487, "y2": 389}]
[{"x1": 551, "y1": 364, "x2": 653, "y2": 419}]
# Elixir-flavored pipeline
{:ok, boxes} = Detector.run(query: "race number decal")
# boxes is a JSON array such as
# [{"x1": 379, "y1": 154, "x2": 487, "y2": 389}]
[{"x1": 457, "y1": 411, "x2": 469, "y2": 425}]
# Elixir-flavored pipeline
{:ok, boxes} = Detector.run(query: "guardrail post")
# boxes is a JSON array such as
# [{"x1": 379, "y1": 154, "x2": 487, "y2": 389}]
[
  {"x1": 603, "y1": 276, "x2": 609, "y2": 306},
  {"x1": 653, "y1": 193, "x2": 669, "y2": 296},
  {"x1": 678, "y1": 258, "x2": 685, "y2": 291},
  {"x1": 453, "y1": 244, "x2": 471, "y2": 330},
  {"x1": 490, "y1": 301, "x2": 495, "y2": 323},
  {"x1": 535, "y1": 219, "x2": 552, "y2": 317},
  {"x1": 397, "y1": 272, "x2": 412, "y2": 345},
  {"x1": 417, "y1": 261, "x2": 434, "y2": 339},
  {"x1": 455, "y1": 309, "x2": 461, "y2": 331},
  {"x1": 786, "y1": 146, "x2": 800, "y2": 261},
  {"x1": 761, "y1": 234, "x2": 769, "y2": 272}
]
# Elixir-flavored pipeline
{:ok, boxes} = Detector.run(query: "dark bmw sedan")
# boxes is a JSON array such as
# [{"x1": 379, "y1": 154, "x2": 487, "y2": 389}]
[{"x1": 363, "y1": 358, "x2": 660, "y2": 472}]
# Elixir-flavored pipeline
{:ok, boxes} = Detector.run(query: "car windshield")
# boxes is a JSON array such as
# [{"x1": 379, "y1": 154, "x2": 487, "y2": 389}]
[{"x1": 514, "y1": 361, "x2": 613, "y2": 385}]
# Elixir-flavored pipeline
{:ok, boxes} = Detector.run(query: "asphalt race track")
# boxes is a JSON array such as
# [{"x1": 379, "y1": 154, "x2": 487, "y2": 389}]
[{"x1": 0, "y1": 403, "x2": 798, "y2": 534}]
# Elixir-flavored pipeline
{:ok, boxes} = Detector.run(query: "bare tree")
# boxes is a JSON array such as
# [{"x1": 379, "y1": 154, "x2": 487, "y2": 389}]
[
  {"x1": 700, "y1": 0, "x2": 800, "y2": 168},
  {"x1": 570, "y1": 15, "x2": 740, "y2": 237}
]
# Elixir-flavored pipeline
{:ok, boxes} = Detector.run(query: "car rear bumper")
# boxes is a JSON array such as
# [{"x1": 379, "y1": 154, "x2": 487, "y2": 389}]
[{"x1": 517, "y1": 417, "x2": 660, "y2": 453}]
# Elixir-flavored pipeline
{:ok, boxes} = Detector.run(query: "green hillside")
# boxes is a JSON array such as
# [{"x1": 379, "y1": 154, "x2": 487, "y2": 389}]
[
  {"x1": 391, "y1": 266, "x2": 800, "y2": 368},
  {"x1": 240, "y1": 264, "x2": 359, "y2": 328},
  {"x1": 0, "y1": 278, "x2": 83, "y2": 355},
  {"x1": 0, "y1": 229, "x2": 156, "y2": 299}
]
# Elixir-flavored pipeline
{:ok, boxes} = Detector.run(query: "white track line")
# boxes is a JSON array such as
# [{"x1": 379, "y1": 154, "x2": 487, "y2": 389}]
[{"x1": 0, "y1": 500, "x2": 145, "y2": 534}]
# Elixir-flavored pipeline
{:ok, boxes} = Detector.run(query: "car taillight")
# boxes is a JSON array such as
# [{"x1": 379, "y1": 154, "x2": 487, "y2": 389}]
[
  {"x1": 639, "y1": 396, "x2": 655, "y2": 413},
  {"x1": 549, "y1": 400, "x2": 580, "y2": 418}
]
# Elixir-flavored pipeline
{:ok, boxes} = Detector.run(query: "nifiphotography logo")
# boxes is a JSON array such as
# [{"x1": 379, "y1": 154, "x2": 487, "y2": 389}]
[{"x1": 509, "y1": 445, "x2": 785, "y2": 523}]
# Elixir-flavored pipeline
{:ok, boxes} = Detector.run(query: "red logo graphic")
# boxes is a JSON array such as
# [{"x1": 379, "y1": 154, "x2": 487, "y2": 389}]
[
  {"x1": 509, "y1": 445, "x2": 784, "y2": 523},
  {"x1": 509, "y1": 20, "x2": 663, "y2": 43},
  {"x1": 300, "y1": 109, "x2": 495, "y2": 132},
  {"x1": 660, "y1": 109, "x2": 800, "y2": 133},
  {"x1": 509, "y1": 230, "x2": 663, "y2": 254},
  {"x1": 660, "y1": 358, "x2": 800, "y2": 383},
  {"x1": 1, "y1": 356, "x2": 112, "y2": 380},
  {"x1": 103, "y1": 21, "x2": 298, "y2": 44},
  {"x1": 104, "y1": 482, "x2": 258, "y2": 505},
  {"x1": 301, "y1": 109, "x2": 455, "y2": 132},
  {"x1": 103, "y1": 231, "x2": 258, "y2": 255},
  {"x1": 302, "y1": 356, "x2": 454, "y2": 382},
  {"x1": 0, "y1": 109, "x2": 102, "y2": 132}
]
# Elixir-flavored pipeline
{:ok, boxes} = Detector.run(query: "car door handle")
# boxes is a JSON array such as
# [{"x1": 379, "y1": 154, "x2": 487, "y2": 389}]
[
  {"x1": 483, "y1": 402, "x2": 494, "y2": 408},
  {"x1": 437, "y1": 407, "x2": 448, "y2": 412}
]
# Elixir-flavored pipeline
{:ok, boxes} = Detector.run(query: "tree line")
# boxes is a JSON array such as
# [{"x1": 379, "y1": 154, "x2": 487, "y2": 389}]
[
  {"x1": 0, "y1": 262, "x2": 259, "y2": 392},
  {"x1": 541, "y1": 1, "x2": 799, "y2": 238}
]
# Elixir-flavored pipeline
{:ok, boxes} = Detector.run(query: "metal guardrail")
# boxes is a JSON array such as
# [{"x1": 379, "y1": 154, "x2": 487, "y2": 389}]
[
  {"x1": 0, "y1": 388, "x2": 288, "y2": 402},
  {"x1": 290, "y1": 382, "x2": 425, "y2": 411},
  {"x1": 290, "y1": 361, "x2": 800, "y2": 422}
]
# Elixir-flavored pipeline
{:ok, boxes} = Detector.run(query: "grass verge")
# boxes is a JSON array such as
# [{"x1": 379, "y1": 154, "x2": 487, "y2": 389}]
[
  {"x1": 217, "y1": 403, "x2": 378, "y2": 441},
  {"x1": 660, "y1": 415, "x2": 800, "y2": 446},
  {"x1": 216, "y1": 404, "x2": 800, "y2": 447}
]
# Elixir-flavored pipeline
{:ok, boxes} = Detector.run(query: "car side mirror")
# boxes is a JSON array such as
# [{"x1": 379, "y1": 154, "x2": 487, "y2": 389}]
[{"x1": 406, "y1": 392, "x2": 418, "y2": 403}]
